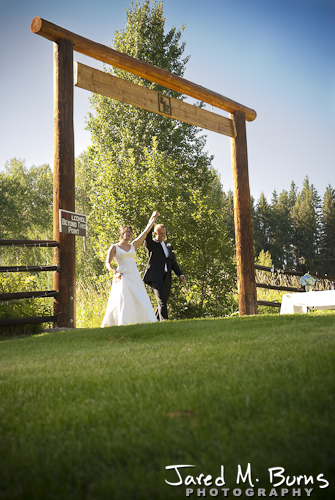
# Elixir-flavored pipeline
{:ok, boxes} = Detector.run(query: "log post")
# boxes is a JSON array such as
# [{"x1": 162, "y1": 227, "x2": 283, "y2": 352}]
[
  {"x1": 230, "y1": 111, "x2": 258, "y2": 315},
  {"x1": 53, "y1": 38, "x2": 76, "y2": 328}
]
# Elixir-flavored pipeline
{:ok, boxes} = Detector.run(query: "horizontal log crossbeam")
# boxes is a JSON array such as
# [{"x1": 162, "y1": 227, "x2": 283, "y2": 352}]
[
  {"x1": 31, "y1": 17, "x2": 257, "y2": 121},
  {"x1": 74, "y1": 63, "x2": 236, "y2": 137}
]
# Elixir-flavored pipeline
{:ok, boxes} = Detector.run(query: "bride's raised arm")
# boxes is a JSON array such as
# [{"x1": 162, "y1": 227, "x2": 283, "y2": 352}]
[{"x1": 133, "y1": 211, "x2": 159, "y2": 250}]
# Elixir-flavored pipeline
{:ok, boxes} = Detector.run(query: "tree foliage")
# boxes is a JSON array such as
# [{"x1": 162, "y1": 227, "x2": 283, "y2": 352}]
[
  {"x1": 0, "y1": 159, "x2": 52, "y2": 240},
  {"x1": 291, "y1": 177, "x2": 321, "y2": 266},
  {"x1": 319, "y1": 185, "x2": 335, "y2": 275},
  {"x1": 74, "y1": 152, "x2": 104, "y2": 282},
  {"x1": 252, "y1": 192, "x2": 271, "y2": 257}
]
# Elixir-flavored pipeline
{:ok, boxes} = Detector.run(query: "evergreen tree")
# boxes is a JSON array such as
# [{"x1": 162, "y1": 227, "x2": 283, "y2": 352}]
[
  {"x1": 319, "y1": 184, "x2": 335, "y2": 275},
  {"x1": 269, "y1": 189, "x2": 293, "y2": 269},
  {"x1": 291, "y1": 177, "x2": 321, "y2": 271},
  {"x1": 288, "y1": 181, "x2": 297, "y2": 209},
  {"x1": 252, "y1": 192, "x2": 271, "y2": 257}
]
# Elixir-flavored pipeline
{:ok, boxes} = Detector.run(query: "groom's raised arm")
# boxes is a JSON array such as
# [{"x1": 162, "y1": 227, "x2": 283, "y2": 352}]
[
  {"x1": 144, "y1": 231, "x2": 154, "y2": 251},
  {"x1": 133, "y1": 212, "x2": 158, "y2": 250}
]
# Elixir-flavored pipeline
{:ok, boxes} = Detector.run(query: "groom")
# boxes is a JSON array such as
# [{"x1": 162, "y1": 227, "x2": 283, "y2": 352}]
[{"x1": 143, "y1": 223, "x2": 186, "y2": 321}]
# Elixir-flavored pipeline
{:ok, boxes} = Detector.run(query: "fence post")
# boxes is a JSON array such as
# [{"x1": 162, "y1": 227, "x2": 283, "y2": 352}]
[
  {"x1": 230, "y1": 110, "x2": 258, "y2": 315},
  {"x1": 53, "y1": 38, "x2": 76, "y2": 328}
]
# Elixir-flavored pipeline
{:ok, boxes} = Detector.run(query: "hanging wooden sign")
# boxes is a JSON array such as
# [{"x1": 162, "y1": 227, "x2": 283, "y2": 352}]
[
  {"x1": 73, "y1": 62, "x2": 237, "y2": 138},
  {"x1": 59, "y1": 209, "x2": 87, "y2": 237}
]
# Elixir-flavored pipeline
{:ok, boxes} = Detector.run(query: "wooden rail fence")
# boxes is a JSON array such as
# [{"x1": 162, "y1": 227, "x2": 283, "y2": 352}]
[
  {"x1": 255, "y1": 264, "x2": 335, "y2": 309},
  {"x1": 0, "y1": 239, "x2": 59, "y2": 327}
]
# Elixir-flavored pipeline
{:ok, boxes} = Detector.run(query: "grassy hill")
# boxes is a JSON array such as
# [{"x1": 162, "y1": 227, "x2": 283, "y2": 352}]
[{"x1": 0, "y1": 313, "x2": 334, "y2": 499}]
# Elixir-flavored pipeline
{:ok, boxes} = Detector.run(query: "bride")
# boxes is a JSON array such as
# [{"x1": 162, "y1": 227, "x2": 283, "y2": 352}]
[{"x1": 101, "y1": 211, "x2": 159, "y2": 327}]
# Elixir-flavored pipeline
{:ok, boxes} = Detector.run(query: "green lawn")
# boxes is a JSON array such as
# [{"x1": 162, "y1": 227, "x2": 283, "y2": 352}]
[{"x1": 0, "y1": 313, "x2": 334, "y2": 499}]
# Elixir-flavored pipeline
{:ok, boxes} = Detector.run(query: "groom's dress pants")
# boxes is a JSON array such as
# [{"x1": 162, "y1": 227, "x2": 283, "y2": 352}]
[{"x1": 151, "y1": 273, "x2": 170, "y2": 321}]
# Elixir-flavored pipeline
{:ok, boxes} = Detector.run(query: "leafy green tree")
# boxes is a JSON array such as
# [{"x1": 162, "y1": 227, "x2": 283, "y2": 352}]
[
  {"x1": 222, "y1": 189, "x2": 235, "y2": 244},
  {"x1": 0, "y1": 159, "x2": 52, "y2": 240},
  {"x1": 74, "y1": 152, "x2": 104, "y2": 282},
  {"x1": 0, "y1": 159, "x2": 53, "y2": 268},
  {"x1": 255, "y1": 249, "x2": 272, "y2": 267}
]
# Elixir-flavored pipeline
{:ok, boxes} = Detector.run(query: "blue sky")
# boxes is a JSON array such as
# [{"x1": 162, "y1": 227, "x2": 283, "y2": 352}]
[{"x1": 0, "y1": 0, "x2": 334, "y2": 201}]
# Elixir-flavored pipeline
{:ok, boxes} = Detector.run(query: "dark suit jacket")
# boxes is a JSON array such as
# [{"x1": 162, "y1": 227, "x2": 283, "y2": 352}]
[{"x1": 143, "y1": 233, "x2": 183, "y2": 291}]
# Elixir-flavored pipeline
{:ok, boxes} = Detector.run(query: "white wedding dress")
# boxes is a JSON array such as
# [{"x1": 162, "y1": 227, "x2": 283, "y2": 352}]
[{"x1": 101, "y1": 244, "x2": 157, "y2": 327}]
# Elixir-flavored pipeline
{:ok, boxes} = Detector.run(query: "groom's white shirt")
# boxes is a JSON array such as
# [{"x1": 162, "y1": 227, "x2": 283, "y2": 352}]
[
  {"x1": 160, "y1": 240, "x2": 185, "y2": 278},
  {"x1": 161, "y1": 241, "x2": 169, "y2": 272}
]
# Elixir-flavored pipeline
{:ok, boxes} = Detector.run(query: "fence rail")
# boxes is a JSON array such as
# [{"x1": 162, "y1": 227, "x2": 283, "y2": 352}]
[
  {"x1": 0, "y1": 290, "x2": 58, "y2": 301},
  {"x1": 0, "y1": 265, "x2": 57, "y2": 273},
  {"x1": 0, "y1": 316, "x2": 57, "y2": 327},
  {"x1": 254, "y1": 264, "x2": 335, "y2": 281},
  {"x1": 0, "y1": 239, "x2": 58, "y2": 247},
  {"x1": 255, "y1": 282, "x2": 304, "y2": 293},
  {"x1": 0, "y1": 239, "x2": 58, "y2": 328},
  {"x1": 257, "y1": 300, "x2": 281, "y2": 308}
]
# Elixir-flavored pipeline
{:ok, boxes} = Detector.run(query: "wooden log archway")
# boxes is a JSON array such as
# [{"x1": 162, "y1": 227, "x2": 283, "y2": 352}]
[{"x1": 31, "y1": 17, "x2": 258, "y2": 327}]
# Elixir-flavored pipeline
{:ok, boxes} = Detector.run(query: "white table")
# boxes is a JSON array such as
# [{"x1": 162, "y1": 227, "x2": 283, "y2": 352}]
[{"x1": 280, "y1": 290, "x2": 335, "y2": 315}]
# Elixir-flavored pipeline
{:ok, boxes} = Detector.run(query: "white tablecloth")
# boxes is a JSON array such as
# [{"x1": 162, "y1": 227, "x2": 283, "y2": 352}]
[{"x1": 280, "y1": 290, "x2": 335, "y2": 314}]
